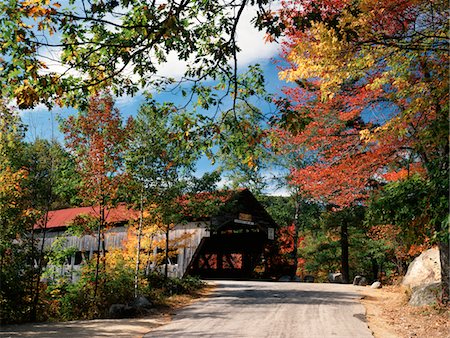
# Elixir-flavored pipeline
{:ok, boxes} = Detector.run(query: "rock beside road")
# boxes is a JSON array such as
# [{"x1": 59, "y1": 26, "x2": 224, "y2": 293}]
[
  {"x1": 402, "y1": 247, "x2": 442, "y2": 306},
  {"x1": 131, "y1": 295, "x2": 153, "y2": 309},
  {"x1": 353, "y1": 276, "x2": 362, "y2": 285},
  {"x1": 370, "y1": 281, "x2": 382, "y2": 289},
  {"x1": 402, "y1": 247, "x2": 441, "y2": 289},
  {"x1": 353, "y1": 276, "x2": 368, "y2": 286},
  {"x1": 328, "y1": 272, "x2": 343, "y2": 283},
  {"x1": 409, "y1": 282, "x2": 442, "y2": 306},
  {"x1": 109, "y1": 296, "x2": 154, "y2": 319}
]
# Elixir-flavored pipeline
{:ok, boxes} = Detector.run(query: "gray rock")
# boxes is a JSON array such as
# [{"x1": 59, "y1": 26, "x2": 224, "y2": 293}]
[
  {"x1": 279, "y1": 275, "x2": 291, "y2": 282},
  {"x1": 370, "y1": 281, "x2": 382, "y2": 289},
  {"x1": 109, "y1": 304, "x2": 136, "y2": 319},
  {"x1": 409, "y1": 282, "x2": 442, "y2": 306},
  {"x1": 292, "y1": 276, "x2": 302, "y2": 282},
  {"x1": 353, "y1": 276, "x2": 362, "y2": 285},
  {"x1": 131, "y1": 295, "x2": 153, "y2": 309},
  {"x1": 402, "y1": 247, "x2": 441, "y2": 289},
  {"x1": 303, "y1": 275, "x2": 315, "y2": 283},
  {"x1": 358, "y1": 277, "x2": 367, "y2": 286},
  {"x1": 328, "y1": 272, "x2": 343, "y2": 283}
]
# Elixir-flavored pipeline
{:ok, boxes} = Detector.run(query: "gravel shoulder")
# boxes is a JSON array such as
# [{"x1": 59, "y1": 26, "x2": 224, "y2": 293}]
[{"x1": 360, "y1": 285, "x2": 449, "y2": 338}]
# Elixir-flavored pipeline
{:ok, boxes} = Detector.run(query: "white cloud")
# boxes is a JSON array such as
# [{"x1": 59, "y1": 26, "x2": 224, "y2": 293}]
[
  {"x1": 235, "y1": 7, "x2": 279, "y2": 66},
  {"x1": 156, "y1": 6, "x2": 279, "y2": 79},
  {"x1": 265, "y1": 184, "x2": 291, "y2": 197},
  {"x1": 37, "y1": 46, "x2": 84, "y2": 78},
  {"x1": 216, "y1": 176, "x2": 232, "y2": 190},
  {"x1": 115, "y1": 92, "x2": 145, "y2": 108},
  {"x1": 261, "y1": 169, "x2": 292, "y2": 196}
]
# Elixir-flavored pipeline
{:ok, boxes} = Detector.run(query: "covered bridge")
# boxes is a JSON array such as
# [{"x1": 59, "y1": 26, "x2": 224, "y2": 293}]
[{"x1": 35, "y1": 189, "x2": 278, "y2": 280}]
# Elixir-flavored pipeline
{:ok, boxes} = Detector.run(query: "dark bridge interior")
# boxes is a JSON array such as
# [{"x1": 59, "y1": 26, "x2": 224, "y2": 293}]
[{"x1": 186, "y1": 189, "x2": 277, "y2": 279}]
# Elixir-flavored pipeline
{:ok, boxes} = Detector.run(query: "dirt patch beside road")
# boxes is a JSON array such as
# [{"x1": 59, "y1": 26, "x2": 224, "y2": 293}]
[{"x1": 360, "y1": 285, "x2": 449, "y2": 338}]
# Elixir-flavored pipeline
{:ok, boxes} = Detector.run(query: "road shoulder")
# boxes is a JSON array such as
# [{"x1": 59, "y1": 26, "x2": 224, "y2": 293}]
[{"x1": 359, "y1": 285, "x2": 449, "y2": 338}]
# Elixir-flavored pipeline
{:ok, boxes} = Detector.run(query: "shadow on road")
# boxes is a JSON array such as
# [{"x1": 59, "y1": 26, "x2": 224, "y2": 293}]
[{"x1": 207, "y1": 282, "x2": 361, "y2": 306}]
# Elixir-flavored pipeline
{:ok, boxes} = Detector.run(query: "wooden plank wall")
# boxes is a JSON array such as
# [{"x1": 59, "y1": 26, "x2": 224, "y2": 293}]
[{"x1": 37, "y1": 221, "x2": 210, "y2": 279}]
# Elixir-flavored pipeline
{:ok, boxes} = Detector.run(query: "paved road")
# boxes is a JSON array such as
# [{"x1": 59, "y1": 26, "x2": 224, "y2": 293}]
[{"x1": 145, "y1": 280, "x2": 373, "y2": 338}]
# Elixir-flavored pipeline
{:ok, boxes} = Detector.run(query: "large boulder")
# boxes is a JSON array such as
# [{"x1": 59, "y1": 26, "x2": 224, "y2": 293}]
[
  {"x1": 409, "y1": 282, "x2": 442, "y2": 306},
  {"x1": 352, "y1": 275, "x2": 367, "y2": 286},
  {"x1": 359, "y1": 277, "x2": 368, "y2": 286},
  {"x1": 353, "y1": 275, "x2": 362, "y2": 285},
  {"x1": 402, "y1": 247, "x2": 441, "y2": 289}
]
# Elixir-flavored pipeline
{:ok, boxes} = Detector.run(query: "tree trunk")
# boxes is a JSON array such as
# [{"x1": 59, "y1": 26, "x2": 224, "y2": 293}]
[
  {"x1": 340, "y1": 222, "x2": 349, "y2": 283},
  {"x1": 30, "y1": 209, "x2": 50, "y2": 322},
  {"x1": 371, "y1": 258, "x2": 379, "y2": 282},
  {"x1": 134, "y1": 190, "x2": 144, "y2": 298},
  {"x1": 291, "y1": 197, "x2": 300, "y2": 279},
  {"x1": 438, "y1": 239, "x2": 449, "y2": 304},
  {"x1": 164, "y1": 225, "x2": 169, "y2": 279},
  {"x1": 29, "y1": 224, "x2": 36, "y2": 321},
  {"x1": 94, "y1": 222, "x2": 102, "y2": 298},
  {"x1": 94, "y1": 205, "x2": 105, "y2": 298},
  {"x1": 100, "y1": 206, "x2": 106, "y2": 257}
]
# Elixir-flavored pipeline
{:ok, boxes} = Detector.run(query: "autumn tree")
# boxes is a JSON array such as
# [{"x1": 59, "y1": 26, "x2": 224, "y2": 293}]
[
  {"x1": 24, "y1": 139, "x2": 81, "y2": 210},
  {"x1": 61, "y1": 92, "x2": 133, "y2": 297},
  {"x1": 22, "y1": 138, "x2": 83, "y2": 320},
  {"x1": 274, "y1": 0, "x2": 448, "y2": 297},
  {"x1": 217, "y1": 103, "x2": 271, "y2": 194},
  {"x1": 0, "y1": 102, "x2": 36, "y2": 323},
  {"x1": 126, "y1": 98, "x2": 201, "y2": 281}
]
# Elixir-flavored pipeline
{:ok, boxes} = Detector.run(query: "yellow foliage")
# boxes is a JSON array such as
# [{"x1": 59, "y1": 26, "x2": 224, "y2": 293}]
[
  {"x1": 279, "y1": 22, "x2": 355, "y2": 99},
  {"x1": 14, "y1": 84, "x2": 39, "y2": 108},
  {"x1": 359, "y1": 129, "x2": 371, "y2": 142}
]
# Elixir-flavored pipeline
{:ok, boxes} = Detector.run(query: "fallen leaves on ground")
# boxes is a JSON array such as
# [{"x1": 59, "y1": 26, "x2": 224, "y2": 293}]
[{"x1": 361, "y1": 285, "x2": 449, "y2": 338}]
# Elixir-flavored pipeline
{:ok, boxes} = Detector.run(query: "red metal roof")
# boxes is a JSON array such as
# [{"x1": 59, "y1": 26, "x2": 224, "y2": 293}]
[{"x1": 34, "y1": 204, "x2": 139, "y2": 230}]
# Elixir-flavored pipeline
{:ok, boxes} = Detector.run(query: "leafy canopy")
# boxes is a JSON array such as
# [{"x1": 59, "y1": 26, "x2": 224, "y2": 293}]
[
  {"x1": 0, "y1": 0, "x2": 275, "y2": 109},
  {"x1": 274, "y1": 0, "x2": 448, "y2": 207}
]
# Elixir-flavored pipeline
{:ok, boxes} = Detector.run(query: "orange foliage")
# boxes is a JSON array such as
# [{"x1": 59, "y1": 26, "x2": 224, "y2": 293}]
[
  {"x1": 272, "y1": 0, "x2": 445, "y2": 207},
  {"x1": 62, "y1": 93, "x2": 133, "y2": 207},
  {"x1": 277, "y1": 224, "x2": 304, "y2": 254}
]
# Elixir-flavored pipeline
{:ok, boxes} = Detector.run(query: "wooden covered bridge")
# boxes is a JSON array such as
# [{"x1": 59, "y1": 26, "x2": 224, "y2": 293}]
[{"x1": 35, "y1": 189, "x2": 278, "y2": 280}]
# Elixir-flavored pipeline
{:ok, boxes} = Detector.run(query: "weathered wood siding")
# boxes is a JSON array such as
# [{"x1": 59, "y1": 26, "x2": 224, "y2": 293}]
[
  {"x1": 37, "y1": 221, "x2": 210, "y2": 278},
  {"x1": 170, "y1": 222, "x2": 210, "y2": 278}
]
